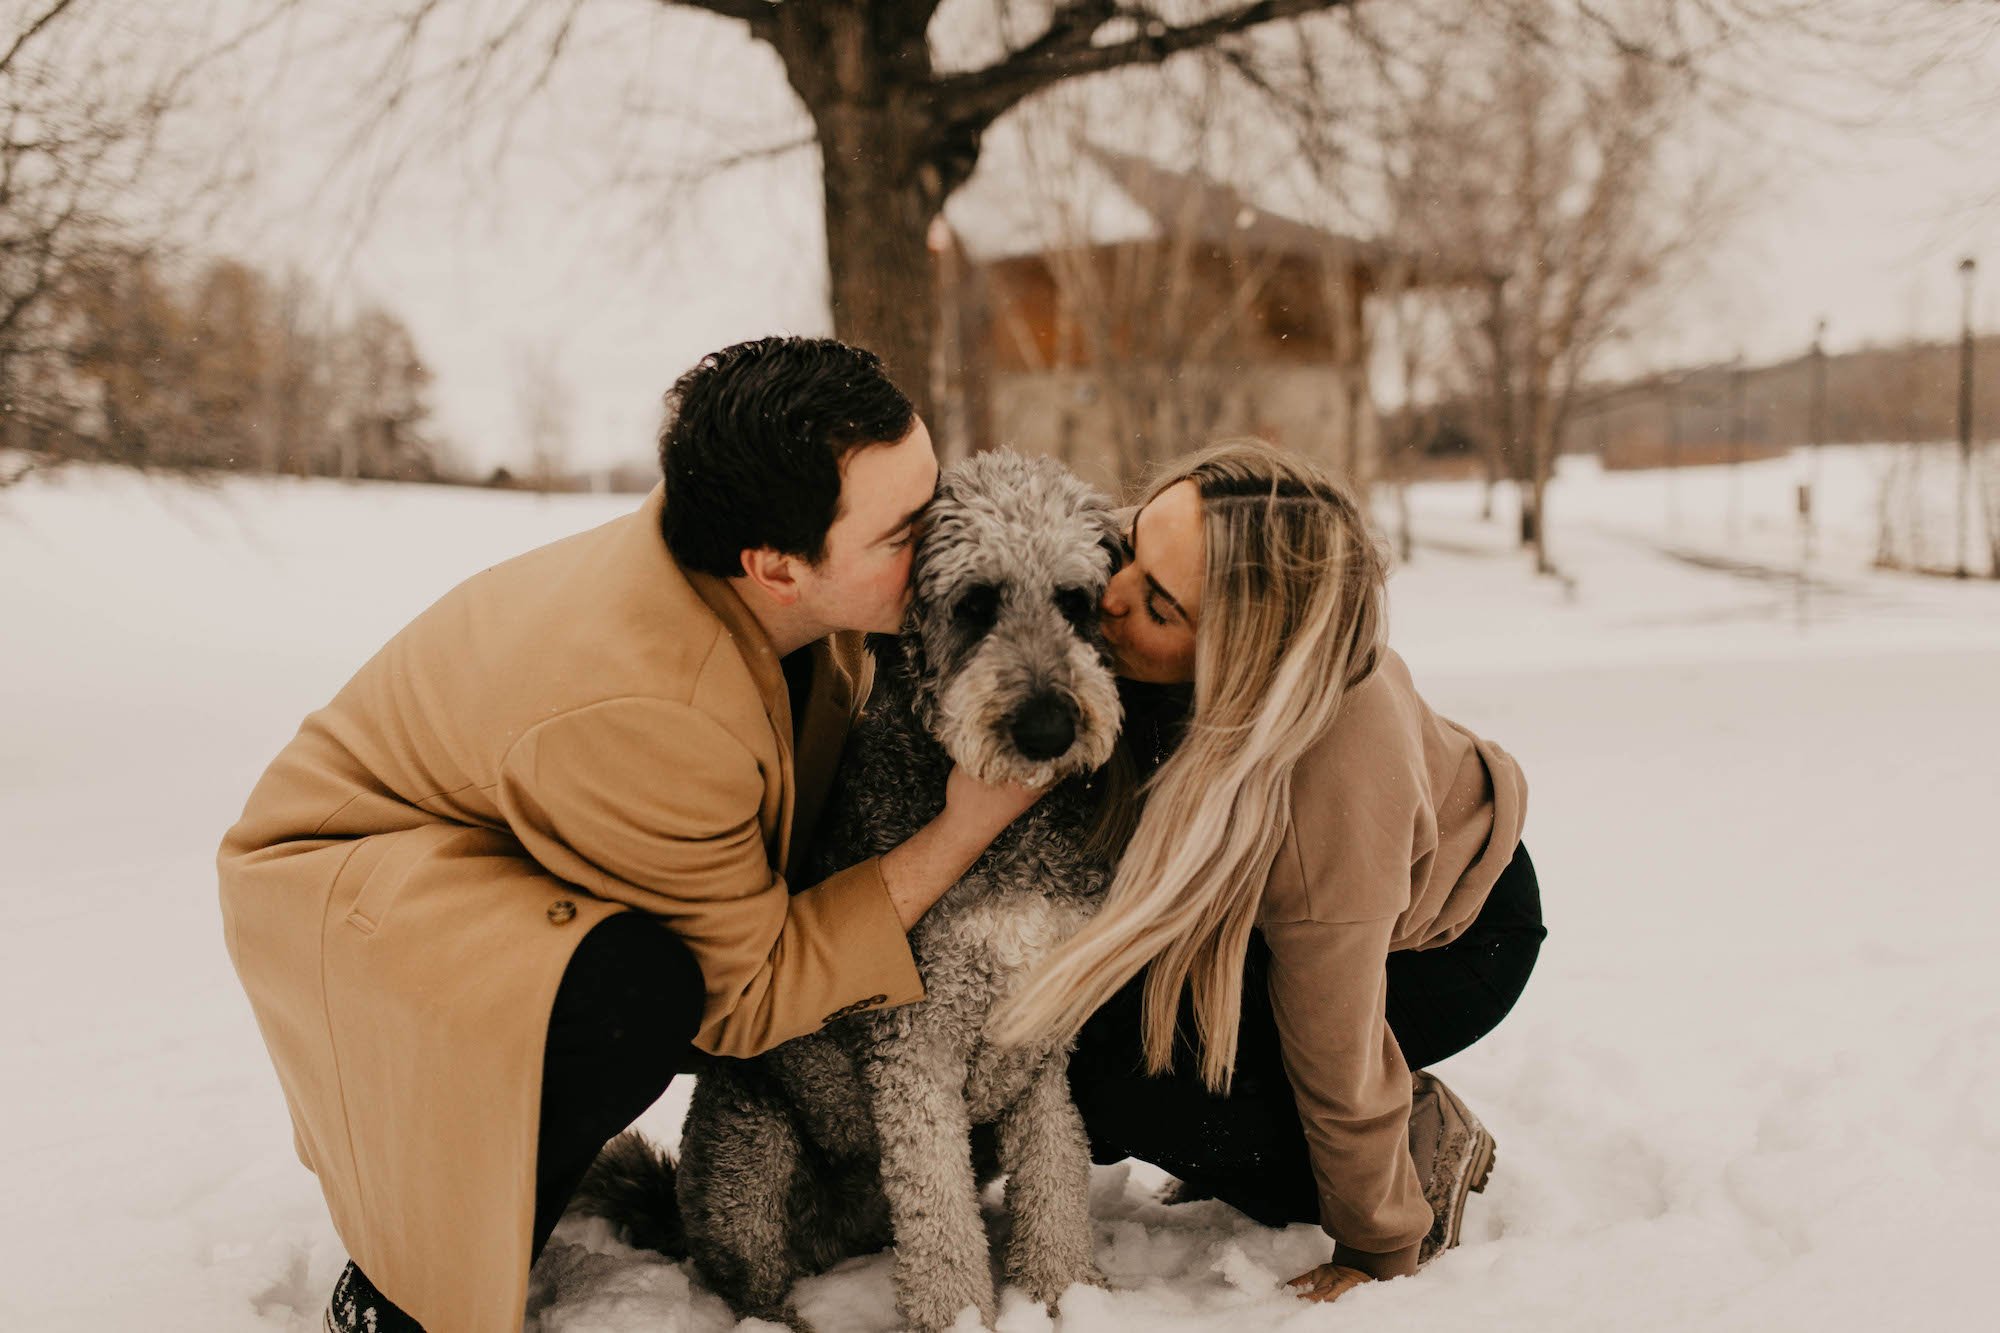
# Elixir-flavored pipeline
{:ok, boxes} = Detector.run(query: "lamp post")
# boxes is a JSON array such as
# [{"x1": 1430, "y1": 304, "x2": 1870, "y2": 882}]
[
  {"x1": 1957, "y1": 257, "x2": 1977, "y2": 579},
  {"x1": 1809, "y1": 318, "x2": 1828, "y2": 477},
  {"x1": 1664, "y1": 370, "x2": 1682, "y2": 532},
  {"x1": 1728, "y1": 354, "x2": 1747, "y2": 547},
  {"x1": 1486, "y1": 269, "x2": 1514, "y2": 528},
  {"x1": 1799, "y1": 319, "x2": 1827, "y2": 628}
]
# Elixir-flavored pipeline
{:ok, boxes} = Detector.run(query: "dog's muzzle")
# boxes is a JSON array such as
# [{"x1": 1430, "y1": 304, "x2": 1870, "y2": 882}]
[{"x1": 1008, "y1": 692, "x2": 1077, "y2": 762}]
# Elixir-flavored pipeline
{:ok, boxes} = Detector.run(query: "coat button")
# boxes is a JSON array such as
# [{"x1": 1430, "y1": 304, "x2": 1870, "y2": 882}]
[{"x1": 547, "y1": 900, "x2": 576, "y2": 925}]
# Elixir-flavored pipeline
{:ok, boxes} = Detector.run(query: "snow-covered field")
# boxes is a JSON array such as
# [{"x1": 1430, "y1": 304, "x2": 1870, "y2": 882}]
[{"x1": 4, "y1": 445, "x2": 1998, "y2": 1331}]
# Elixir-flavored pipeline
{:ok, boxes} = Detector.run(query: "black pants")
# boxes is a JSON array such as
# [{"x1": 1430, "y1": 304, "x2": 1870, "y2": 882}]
[
  {"x1": 1067, "y1": 842, "x2": 1546, "y2": 1231},
  {"x1": 333, "y1": 911, "x2": 705, "y2": 1332}
]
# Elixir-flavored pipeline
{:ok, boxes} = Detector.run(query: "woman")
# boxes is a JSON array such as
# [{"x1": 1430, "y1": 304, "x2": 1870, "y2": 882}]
[{"x1": 992, "y1": 442, "x2": 1544, "y2": 1305}]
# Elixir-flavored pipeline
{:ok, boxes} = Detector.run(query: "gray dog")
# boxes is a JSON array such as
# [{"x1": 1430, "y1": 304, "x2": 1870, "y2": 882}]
[{"x1": 571, "y1": 450, "x2": 1126, "y2": 1331}]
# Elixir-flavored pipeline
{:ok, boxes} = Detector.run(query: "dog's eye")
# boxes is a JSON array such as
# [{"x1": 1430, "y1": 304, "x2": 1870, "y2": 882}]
[
  {"x1": 1053, "y1": 587, "x2": 1096, "y2": 631},
  {"x1": 1099, "y1": 531, "x2": 1129, "y2": 574},
  {"x1": 953, "y1": 584, "x2": 1000, "y2": 631}
]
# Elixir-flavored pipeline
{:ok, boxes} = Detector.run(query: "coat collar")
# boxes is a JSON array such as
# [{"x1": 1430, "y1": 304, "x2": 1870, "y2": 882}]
[
  {"x1": 637, "y1": 484, "x2": 792, "y2": 737},
  {"x1": 636, "y1": 485, "x2": 871, "y2": 881},
  {"x1": 687, "y1": 571, "x2": 793, "y2": 740}
]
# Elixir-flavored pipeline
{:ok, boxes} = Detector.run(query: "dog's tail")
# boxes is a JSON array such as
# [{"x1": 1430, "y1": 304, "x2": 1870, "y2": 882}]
[{"x1": 566, "y1": 1130, "x2": 686, "y2": 1259}]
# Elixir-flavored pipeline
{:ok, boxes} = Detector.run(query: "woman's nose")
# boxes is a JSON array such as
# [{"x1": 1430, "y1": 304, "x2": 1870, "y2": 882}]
[{"x1": 1101, "y1": 568, "x2": 1132, "y2": 617}]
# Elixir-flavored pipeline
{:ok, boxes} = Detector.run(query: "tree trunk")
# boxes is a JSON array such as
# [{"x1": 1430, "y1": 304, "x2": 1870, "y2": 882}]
[
  {"x1": 1483, "y1": 275, "x2": 1515, "y2": 527},
  {"x1": 773, "y1": 2, "x2": 969, "y2": 428},
  {"x1": 817, "y1": 128, "x2": 942, "y2": 423},
  {"x1": 1530, "y1": 468, "x2": 1552, "y2": 573}
]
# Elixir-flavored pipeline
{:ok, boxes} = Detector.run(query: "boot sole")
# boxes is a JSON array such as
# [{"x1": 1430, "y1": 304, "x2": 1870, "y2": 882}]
[
  {"x1": 1441, "y1": 1128, "x2": 1496, "y2": 1252},
  {"x1": 1468, "y1": 1132, "x2": 1495, "y2": 1195}
]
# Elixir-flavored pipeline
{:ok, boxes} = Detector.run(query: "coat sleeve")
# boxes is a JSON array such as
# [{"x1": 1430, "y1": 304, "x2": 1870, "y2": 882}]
[
  {"x1": 494, "y1": 696, "x2": 924, "y2": 1058},
  {"x1": 1262, "y1": 914, "x2": 1433, "y2": 1277}
]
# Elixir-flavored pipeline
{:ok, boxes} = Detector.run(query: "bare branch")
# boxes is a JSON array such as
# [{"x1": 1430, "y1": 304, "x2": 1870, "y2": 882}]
[
  {"x1": 656, "y1": 0, "x2": 779, "y2": 35},
  {"x1": 939, "y1": 0, "x2": 1355, "y2": 135},
  {"x1": 0, "y1": 451, "x2": 52, "y2": 489},
  {"x1": 0, "y1": 0, "x2": 79, "y2": 79},
  {"x1": 987, "y1": 2, "x2": 1123, "y2": 74}
]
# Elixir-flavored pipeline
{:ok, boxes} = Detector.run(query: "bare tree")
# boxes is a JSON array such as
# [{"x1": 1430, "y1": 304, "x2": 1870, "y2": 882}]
[
  {"x1": 1363, "y1": 2, "x2": 1733, "y2": 573},
  {"x1": 513, "y1": 345, "x2": 576, "y2": 492},
  {"x1": 186, "y1": 259, "x2": 277, "y2": 471},
  {"x1": 995, "y1": 78, "x2": 1304, "y2": 487},
  {"x1": 266, "y1": 267, "x2": 337, "y2": 476},
  {"x1": 55, "y1": 250, "x2": 445, "y2": 480},
  {"x1": 1373, "y1": 265, "x2": 1467, "y2": 561},
  {"x1": 64, "y1": 247, "x2": 208, "y2": 466},
  {"x1": 0, "y1": 1, "x2": 250, "y2": 480},
  {"x1": 1980, "y1": 447, "x2": 2000, "y2": 580},
  {"x1": 1874, "y1": 332, "x2": 1941, "y2": 572},
  {"x1": 279, "y1": 1, "x2": 1365, "y2": 423},
  {"x1": 330, "y1": 305, "x2": 436, "y2": 481}
]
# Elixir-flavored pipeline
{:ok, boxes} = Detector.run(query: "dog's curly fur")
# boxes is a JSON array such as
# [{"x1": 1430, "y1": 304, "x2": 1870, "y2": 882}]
[{"x1": 570, "y1": 451, "x2": 1125, "y2": 1331}]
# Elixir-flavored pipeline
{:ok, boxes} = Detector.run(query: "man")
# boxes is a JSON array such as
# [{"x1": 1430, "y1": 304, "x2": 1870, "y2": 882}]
[{"x1": 218, "y1": 338, "x2": 1042, "y2": 1333}]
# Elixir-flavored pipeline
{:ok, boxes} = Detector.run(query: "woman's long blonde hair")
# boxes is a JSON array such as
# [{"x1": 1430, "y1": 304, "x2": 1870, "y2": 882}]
[{"x1": 990, "y1": 441, "x2": 1389, "y2": 1093}]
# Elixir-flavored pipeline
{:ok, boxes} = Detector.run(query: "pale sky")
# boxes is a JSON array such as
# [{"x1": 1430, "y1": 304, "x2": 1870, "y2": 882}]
[{"x1": 175, "y1": 2, "x2": 2000, "y2": 473}]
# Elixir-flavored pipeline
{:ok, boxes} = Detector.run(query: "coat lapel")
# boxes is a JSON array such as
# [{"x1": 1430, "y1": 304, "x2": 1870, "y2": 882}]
[
  {"x1": 685, "y1": 569, "x2": 796, "y2": 870},
  {"x1": 785, "y1": 632, "x2": 871, "y2": 885}
]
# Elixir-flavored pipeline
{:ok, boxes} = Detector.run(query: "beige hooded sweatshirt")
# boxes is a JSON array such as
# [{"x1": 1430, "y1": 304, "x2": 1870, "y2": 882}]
[{"x1": 1255, "y1": 648, "x2": 1529, "y2": 1278}]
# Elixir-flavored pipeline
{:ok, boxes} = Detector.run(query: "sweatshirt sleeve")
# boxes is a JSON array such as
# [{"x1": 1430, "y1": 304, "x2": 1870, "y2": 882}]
[
  {"x1": 1256, "y1": 665, "x2": 1438, "y2": 1275},
  {"x1": 1262, "y1": 914, "x2": 1432, "y2": 1277},
  {"x1": 494, "y1": 696, "x2": 924, "y2": 1058}
]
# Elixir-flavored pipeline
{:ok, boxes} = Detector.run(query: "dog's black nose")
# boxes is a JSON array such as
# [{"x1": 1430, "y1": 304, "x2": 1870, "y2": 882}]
[{"x1": 1009, "y1": 694, "x2": 1076, "y2": 761}]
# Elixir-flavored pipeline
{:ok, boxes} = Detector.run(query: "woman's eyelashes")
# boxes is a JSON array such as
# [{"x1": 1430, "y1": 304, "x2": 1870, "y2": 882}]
[{"x1": 1116, "y1": 524, "x2": 1167, "y2": 624}]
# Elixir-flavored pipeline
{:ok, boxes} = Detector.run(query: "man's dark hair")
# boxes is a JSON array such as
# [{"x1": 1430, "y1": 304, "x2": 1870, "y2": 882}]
[{"x1": 658, "y1": 336, "x2": 916, "y2": 576}]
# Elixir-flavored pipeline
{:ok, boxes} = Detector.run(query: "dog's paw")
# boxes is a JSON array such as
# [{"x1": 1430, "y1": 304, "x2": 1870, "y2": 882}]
[
  {"x1": 766, "y1": 1301, "x2": 813, "y2": 1332},
  {"x1": 1011, "y1": 1258, "x2": 1109, "y2": 1310},
  {"x1": 896, "y1": 1281, "x2": 997, "y2": 1333}
]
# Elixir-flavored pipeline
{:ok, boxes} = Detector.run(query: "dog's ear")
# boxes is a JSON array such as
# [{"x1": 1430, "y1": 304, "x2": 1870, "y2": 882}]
[
  {"x1": 1093, "y1": 501, "x2": 1131, "y2": 580},
  {"x1": 866, "y1": 622, "x2": 928, "y2": 689},
  {"x1": 861, "y1": 625, "x2": 938, "y2": 729},
  {"x1": 898, "y1": 628, "x2": 941, "y2": 732},
  {"x1": 863, "y1": 630, "x2": 903, "y2": 666}
]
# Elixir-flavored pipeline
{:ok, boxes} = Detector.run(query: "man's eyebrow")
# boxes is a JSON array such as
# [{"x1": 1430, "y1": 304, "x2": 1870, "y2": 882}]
[{"x1": 1128, "y1": 520, "x2": 1189, "y2": 622}]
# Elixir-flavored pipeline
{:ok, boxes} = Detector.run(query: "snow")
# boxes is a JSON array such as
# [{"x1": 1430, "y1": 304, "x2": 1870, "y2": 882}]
[{"x1": 4, "y1": 445, "x2": 1998, "y2": 1330}]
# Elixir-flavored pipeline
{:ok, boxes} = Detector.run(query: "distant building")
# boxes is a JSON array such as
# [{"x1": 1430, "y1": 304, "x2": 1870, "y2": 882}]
[
  {"x1": 934, "y1": 144, "x2": 1478, "y2": 494},
  {"x1": 1562, "y1": 336, "x2": 2000, "y2": 470}
]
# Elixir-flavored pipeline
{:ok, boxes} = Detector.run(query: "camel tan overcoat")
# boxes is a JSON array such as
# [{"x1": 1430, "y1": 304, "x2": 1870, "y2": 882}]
[{"x1": 218, "y1": 486, "x2": 924, "y2": 1332}]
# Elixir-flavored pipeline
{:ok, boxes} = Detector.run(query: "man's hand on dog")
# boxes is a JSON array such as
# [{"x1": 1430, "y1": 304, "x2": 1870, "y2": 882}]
[
  {"x1": 1286, "y1": 1262, "x2": 1374, "y2": 1303},
  {"x1": 944, "y1": 764, "x2": 1048, "y2": 835},
  {"x1": 881, "y1": 767, "x2": 1050, "y2": 929}
]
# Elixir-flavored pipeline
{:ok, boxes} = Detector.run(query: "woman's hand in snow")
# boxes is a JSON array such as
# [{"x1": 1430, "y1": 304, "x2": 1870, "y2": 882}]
[{"x1": 1285, "y1": 1263, "x2": 1373, "y2": 1303}]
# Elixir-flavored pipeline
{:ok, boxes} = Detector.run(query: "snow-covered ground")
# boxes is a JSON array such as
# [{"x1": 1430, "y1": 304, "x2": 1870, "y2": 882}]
[{"x1": 4, "y1": 445, "x2": 1998, "y2": 1331}]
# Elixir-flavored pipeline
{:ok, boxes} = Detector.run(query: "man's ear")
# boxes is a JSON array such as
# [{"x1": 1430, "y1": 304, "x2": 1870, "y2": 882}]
[{"x1": 738, "y1": 546, "x2": 805, "y2": 606}]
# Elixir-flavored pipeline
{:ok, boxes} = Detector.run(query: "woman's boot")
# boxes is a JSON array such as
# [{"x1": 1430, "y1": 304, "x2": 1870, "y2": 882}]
[{"x1": 1407, "y1": 1071, "x2": 1496, "y2": 1264}]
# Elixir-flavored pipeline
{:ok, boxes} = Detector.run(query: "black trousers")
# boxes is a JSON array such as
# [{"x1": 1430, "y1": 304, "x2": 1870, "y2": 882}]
[
  {"x1": 333, "y1": 911, "x2": 705, "y2": 1332},
  {"x1": 1066, "y1": 842, "x2": 1546, "y2": 1231}
]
